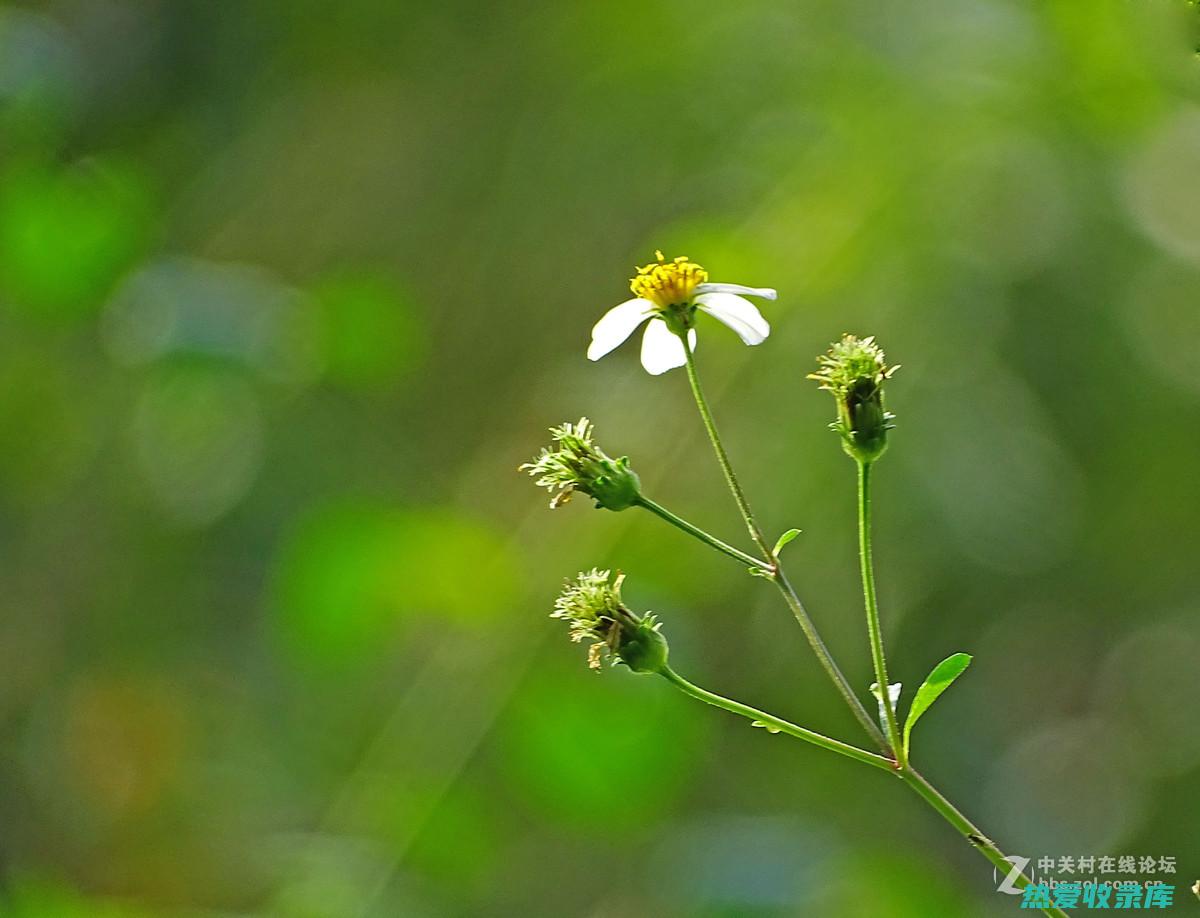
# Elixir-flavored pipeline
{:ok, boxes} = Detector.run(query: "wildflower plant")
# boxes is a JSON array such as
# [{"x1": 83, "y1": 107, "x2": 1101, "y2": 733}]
[{"x1": 524, "y1": 253, "x2": 1071, "y2": 917}]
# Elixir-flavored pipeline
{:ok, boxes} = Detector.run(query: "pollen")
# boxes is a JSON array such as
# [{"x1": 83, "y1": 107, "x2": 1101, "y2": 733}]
[{"x1": 630, "y1": 251, "x2": 708, "y2": 309}]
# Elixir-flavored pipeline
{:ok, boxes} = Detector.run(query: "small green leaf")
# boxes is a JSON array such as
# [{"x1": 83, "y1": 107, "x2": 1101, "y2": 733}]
[
  {"x1": 903, "y1": 653, "x2": 972, "y2": 757},
  {"x1": 772, "y1": 529, "x2": 801, "y2": 556}
]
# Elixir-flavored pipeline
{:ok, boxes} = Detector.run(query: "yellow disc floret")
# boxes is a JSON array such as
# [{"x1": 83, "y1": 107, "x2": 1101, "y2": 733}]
[{"x1": 630, "y1": 251, "x2": 708, "y2": 310}]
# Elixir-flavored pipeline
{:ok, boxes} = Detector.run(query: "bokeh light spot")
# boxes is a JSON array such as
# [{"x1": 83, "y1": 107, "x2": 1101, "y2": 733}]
[
  {"x1": 272, "y1": 503, "x2": 521, "y2": 669},
  {"x1": 1124, "y1": 107, "x2": 1200, "y2": 262},
  {"x1": 273, "y1": 502, "x2": 413, "y2": 669},
  {"x1": 1, "y1": 876, "x2": 156, "y2": 918},
  {"x1": 652, "y1": 816, "x2": 837, "y2": 913},
  {"x1": 502, "y1": 668, "x2": 706, "y2": 832},
  {"x1": 1098, "y1": 618, "x2": 1200, "y2": 777},
  {"x1": 103, "y1": 257, "x2": 323, "y2": 386},
  {"x1": 1119, "y1": 259, "x2": 1200, "y2": 396},
  {"x1": 983, "y1": 718, "x2": 1146, "y2": 854},
  {"x1": 131, "y1": 362, "x2": 264, "y2": 526},
  {"x1": 824, "y1": 849, "x2": 972, "y2": 917},
  {"x1": 0, "y1": 8, "x2": 82, "y2": 142},
  {"x1": 0, "y1": 158, "x2": 151, "y2": 319},
  {"x1": 920, "y1": 427, "x2": 1081, "y2": 574},
  {"x1": 312, "y1": 273, "x2": 425, "y2": 390},
  {"x1": 58, "y1": 675, "x2": 188, "y2": 822}
]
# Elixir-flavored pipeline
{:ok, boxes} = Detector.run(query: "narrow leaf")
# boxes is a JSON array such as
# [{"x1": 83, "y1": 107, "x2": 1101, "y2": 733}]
[
  {"x1": 903, "y1": 653, "x2": 972, "y2": 757},
  {"x1": 772, "y1": 529, "x2": 801, "y2": 556}
]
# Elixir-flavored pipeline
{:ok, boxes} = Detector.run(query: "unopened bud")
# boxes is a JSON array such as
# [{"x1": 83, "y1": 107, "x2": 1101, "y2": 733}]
[{"x1": 808, "y1": 334, "x2": 898, "y2": 464}]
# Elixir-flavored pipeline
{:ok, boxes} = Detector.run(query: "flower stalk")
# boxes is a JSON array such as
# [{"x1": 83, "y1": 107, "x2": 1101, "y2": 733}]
[
  {"x1": 858, "y1": 459, "x2": 904, "y2": 762},
  {"x1": 680, "y1": 339, "x2": 773, "y2": 560},
  {"x1": 659, "y1": 666, "x2": 893, "y2": 772},
  {"x1": 633, "y1": 495, "x2": 772, "y2": 573}
]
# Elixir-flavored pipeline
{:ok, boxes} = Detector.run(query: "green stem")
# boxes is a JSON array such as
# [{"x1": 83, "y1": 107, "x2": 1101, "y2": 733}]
[
  {"x1": 659, "y1": 665, "x2": 892, "y2": 772},
  {"x1": 772, "y1": 565, "x2": 888, "y2": 750},
  {"x1": 666, "y1": 662, "x2": 1065, "y2": 916},
  {"x1": 634, "y1": 496, "x2": 771, "y2": 572},
  {"x1": 897, "y1": 766, "x2": 1069, "y2": 918},
  {"x1": 677, "y1": 334, "x2": 887, "y2": 752},
  {"x1": 856, "y1": 459, "x2": 903, "y2": 761},
  {"x1": 681, "y1": 338, "x2": 773, "y2": 559}
]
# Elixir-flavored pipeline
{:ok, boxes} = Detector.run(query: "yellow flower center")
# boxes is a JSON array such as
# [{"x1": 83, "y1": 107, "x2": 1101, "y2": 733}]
[{"x1": 630, "y1": 251, "x2": 707, "y2": 310}]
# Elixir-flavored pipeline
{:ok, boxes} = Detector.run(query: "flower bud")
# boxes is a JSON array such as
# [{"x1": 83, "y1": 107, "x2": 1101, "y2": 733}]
[
  {"x1": 808, "y1": 335, "x2": 898, "y2": 464},
  {"x1": 521, "y1": 418, "x2": 642, "y2": 511},
  {"x1": 551, "y1": 569, "x2": 669, "y2": 674}
]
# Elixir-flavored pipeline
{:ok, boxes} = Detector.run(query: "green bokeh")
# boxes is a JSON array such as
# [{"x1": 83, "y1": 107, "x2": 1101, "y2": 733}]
[
  {"x1": 273, "y1": 502, "x2": 522, "y2": 668},
  {"x1": 0, "y1": 877, "x2": 157, "y2": 918},
  {"x1": 502, "y1": 667, "x2": 708, "y2": 832},
  {"x1": 312, "y1": 273, "x2": 425, "y2": 389},
  {"x1": 0, "y1": 158, "x2": 151, "y2": 318}
]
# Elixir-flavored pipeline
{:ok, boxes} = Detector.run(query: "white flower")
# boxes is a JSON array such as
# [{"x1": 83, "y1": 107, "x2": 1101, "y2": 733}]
[{"x1": 587, "y1": 252, "x2": 776, "y2": 375}]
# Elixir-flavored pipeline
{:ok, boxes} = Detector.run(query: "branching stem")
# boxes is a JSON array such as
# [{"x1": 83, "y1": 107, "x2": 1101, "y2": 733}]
[
  {"x1": 659, "y1": 665, "x2": 891, "y2": 772},
  {"x1": 677, "y1": 333, "x2": 886, "y2": 750},
  {"x1": 664, "y1": 336, "x2": 1069, "y2": 917},
  {"x1": 634, "y1": 496, "x2": 771, "y2": 572}
]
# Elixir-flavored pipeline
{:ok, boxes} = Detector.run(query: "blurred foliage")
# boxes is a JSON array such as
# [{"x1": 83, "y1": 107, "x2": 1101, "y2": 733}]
[{"x1": 0, "y1": 0, "x2": 1198, "y2": 916}]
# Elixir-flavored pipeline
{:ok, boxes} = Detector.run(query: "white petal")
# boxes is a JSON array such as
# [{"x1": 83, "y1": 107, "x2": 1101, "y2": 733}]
[
  {"x1": 886, "y1": 682, "x2": 902, "y2": 707},
  {"x1": 695, "y1": 292, "x2": 771, "y2": 345},
  {"x1": 695, "y1": 282, "x2": 777, "y2": 300},
  {"x1": 870, "y1": 682, "x2": 903, "y2": 733},
  {"x1": 587, "y1": 298, "x2": 654, "y2": 360},
  {"x1": 639, "y1": 318, "x2": 695, "y2": 375}
]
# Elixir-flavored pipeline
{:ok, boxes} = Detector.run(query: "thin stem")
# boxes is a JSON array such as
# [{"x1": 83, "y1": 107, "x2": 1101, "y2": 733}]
[
  {"x1": 634, "y1": 496, "x2": 771, "y2": 572},
  {"x1": 897, "y1": 766, "x2": 1069, "y2": 918},
  {"x1": 856, "y1": 459, "x2": 903, "y2": 762},
  {"x1": 668, "y1": 659, "x2": 1065, "y2": 916},
  {"x1": 680, "y1": 337, "x2": 772, "y2": 559},
  {"x1": 772, "y1": 565, "x2": 888, "y2": 751},
  {"x1": 659, "y1": 665, "x2": 893, "y2": 773},
  {"x1": 676, "y1": 334, "x2": 887, "y2": 752}
]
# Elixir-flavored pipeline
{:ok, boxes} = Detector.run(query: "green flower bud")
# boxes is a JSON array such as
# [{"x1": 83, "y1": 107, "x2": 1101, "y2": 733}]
[
  {"x1": 551, "y1": 569, "x2": 669, "y2": 674},
  {"x1": 808, "y1": 335, "x2": 899, "y2": 464},
  {"x1": 521, "y1": 418, "x2": 642, "y2": 511}
]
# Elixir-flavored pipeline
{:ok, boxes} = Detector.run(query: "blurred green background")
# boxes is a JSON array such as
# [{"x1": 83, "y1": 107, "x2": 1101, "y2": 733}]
[{"x1": 0, "y1": 1, "x2": 1198, "y2": 915}]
